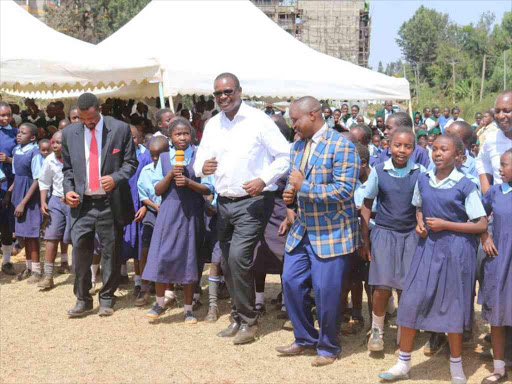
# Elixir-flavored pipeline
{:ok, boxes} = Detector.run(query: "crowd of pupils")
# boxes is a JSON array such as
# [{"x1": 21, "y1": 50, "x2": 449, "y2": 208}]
[{"x1": 0, "y1": 94, "x2": 511, "y2": 384}]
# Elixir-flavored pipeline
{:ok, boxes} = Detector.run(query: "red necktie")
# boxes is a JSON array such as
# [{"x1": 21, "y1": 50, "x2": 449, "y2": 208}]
[{"x1": 89, "y1": 129, "x2": 100, "y2": 192}]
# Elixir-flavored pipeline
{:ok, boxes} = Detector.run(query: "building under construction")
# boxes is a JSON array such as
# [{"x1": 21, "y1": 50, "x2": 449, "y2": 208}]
[
  {"x1": 252, "y1": 0, "x2": 371, "y2": 67},
  {"x1": 14, "y1": 0, "x2": 60, "y2": 20}
]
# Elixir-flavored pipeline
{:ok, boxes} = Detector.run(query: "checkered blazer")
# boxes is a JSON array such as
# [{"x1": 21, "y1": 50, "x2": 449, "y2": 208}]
[{"x1": 285, "y1": 128, "x2": 361, "y2": 258}]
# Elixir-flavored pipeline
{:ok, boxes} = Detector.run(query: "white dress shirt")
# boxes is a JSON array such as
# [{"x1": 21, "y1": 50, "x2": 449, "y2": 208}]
[
  {"x1": 308, "y1": 124, "x2": 327, "y2": 163},
  {"x1": 476, "y1": 128, "x2": 512, "y2": 184},
  {"x1": 194, "y1": 102, "x2": 290, "y2": 198},
  {"x1": 84, "y1": 115, "x2": 106, "y2": 195},
  {"x1": 38, "y1": 152, "x2": 64, "y2": 198}
]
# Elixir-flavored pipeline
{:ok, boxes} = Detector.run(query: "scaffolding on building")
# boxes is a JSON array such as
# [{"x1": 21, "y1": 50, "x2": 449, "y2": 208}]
[{"x1": 252, "y1": 0, "x2": 371, "y2": 67}]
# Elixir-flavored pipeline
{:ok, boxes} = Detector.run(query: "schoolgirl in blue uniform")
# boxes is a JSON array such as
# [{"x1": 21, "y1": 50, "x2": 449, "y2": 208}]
[
  {"x1": 479, "y1": 149, "x2": 512, "y2": 384},
  {"x1": 360, "y1": 126, "x2": 425, "y2": 352},
  {"x1": 135, "y1": 135, "x2": 168, "y2": 306},
  {"x1": 9, "y1": 123, "x2": 44, "y2": 282},
  {"x1": 379, "y1": 134, "x2": 487, "y2": 384},
  {"x1": 143, "y1": 117, "x2": 213, "y2": 324},
  {"x1": 0, "y1": 102, "x2": 18, "y2": 276}
]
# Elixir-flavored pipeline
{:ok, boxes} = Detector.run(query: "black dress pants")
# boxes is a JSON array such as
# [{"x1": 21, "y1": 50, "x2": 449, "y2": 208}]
[
  {"x1": 217, "y1": 193, "x2": 274, "y2": 326},
  {"x1": 71, "y1": 197, "x2": 122, "y2": 308}
]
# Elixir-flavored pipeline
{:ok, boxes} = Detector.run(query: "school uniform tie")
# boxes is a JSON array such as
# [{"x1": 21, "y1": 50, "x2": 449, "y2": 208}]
[
  {"x1": 299, "y1": 139, "x2": 312, "y2": 175},
  {"x1": 88, "y1": 129, "x2": 100, "y2": 192}
]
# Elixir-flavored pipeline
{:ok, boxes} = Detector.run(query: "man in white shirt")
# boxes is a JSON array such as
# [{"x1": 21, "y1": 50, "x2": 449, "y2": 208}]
[
  {"x1": 194, "y1": 73, "x2": 290, "y2": 345},
  {"x1": 476, "y1": 90, "x2": 512, "y2": 194},
  {"x1": 475, "y1": 89, "x2": 512, "y2": 365}
]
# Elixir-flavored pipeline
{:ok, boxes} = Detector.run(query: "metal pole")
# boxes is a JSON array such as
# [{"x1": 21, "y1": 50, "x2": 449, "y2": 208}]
[
  {"x1": 168, "y1": 96, "x2": 175, "y2": 113},
  {"x1": 402, "y1": 60, "x2": 414, "y2": 123},
  {"x1": 505, "y1": 51, "x2": 507, "y2": 91},
  {"x1": 158, "y1": 82, "x2": 165, "y2": 111}
]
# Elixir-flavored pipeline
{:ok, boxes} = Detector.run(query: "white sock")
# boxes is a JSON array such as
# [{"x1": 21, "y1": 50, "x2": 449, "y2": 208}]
[
  {"x1": 493, "y1": 359, "x2": 506, "y2": 376},
  {"x1": 59, "y1": 253, "x2": 68, "y2": 263},
  {"x1": 121, "y1": 264, "x2": 128, "y2": 276},
  {"x1": 165, "y1": 290, "x2": 176, "y2": 299},
  {"x1": 91, "y1": 264, "x2": 99, "y2": 283},
  {"x1": 184, "y1": 304, "x2": 193, "y2": 313},
  {"x1": 156, "y1": 296, "x2": 165, "y2": 308},
  {"x1": 372, "y1": 312, "x2": 385, "y2": 332},
  {"x1": 2, "y1": 245, "x2": 12, "y2": 265},
  {"x1": 32, "y1": 262, "x2": 41, "y2": 274},
  {"x1": 450, "y1": 356, "x2": 466, "y2": 381},
  {"x1": 387, "y1": 351, "x2": 411, "y2": 376},
  {"x1": 26, "y1": 259, "x2": 32, "y2": 270},
  {"x1": 347, "y1": 297, "x2": 353, "y2": 309},
  {"x1": 256, "y1": 292, "x2": 264, "y2": 305},
  {"x1": 134, "y1": 275, "x2": 141, "y2": 287},
  {"x1": 193, "y1": 293, "x2": 200, "y2": 301}
]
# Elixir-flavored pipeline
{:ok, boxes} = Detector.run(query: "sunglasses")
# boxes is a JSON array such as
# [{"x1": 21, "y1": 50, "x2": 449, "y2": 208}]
[{"x1": 213, "y1": 88, "x2": 237, "y2": 97}]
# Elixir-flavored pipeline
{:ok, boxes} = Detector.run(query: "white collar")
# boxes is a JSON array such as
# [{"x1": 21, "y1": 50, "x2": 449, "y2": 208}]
[
  {"x1": 17, "y1": 142, "x2": 37, "y2": 153},
  {"x1": 85, "y1": 114, "x2": 104, "y2": 134},
  {"x1": 46, "y1": 152, "x2": 62, "y2": 164},
  {"x1": 0, "y1": 124, "x2": 13, "y2": 130},
  {"x1": 221, "y1": 101, "x2": 249, "y2": 123},
  {"x1": 93, "y1": 114, "x2": 104, "y2": 133},
  {"x1": 501, "y1": 183, "x2": 512, "y2": 194},
  {"x1": 311, "y1": 124, "x2": 327, "y2": 144},
  {"x1": 383, "y1": 158, "x2": 419, "y2": 172},
  {"x1": 427, "y1": 167, "x2": 465, "y2": 183}
]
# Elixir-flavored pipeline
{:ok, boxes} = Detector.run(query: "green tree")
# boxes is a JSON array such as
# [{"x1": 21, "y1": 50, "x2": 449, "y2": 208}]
[
  {"x1": 396, "y1": 6, "x2": 451, "y2": 80},
  {"x1": 377, "y1": 61, "x2": 384, "y2": 73},
  {"x1": 45, "y1": 0, "x2": 151, "y2": 44},
  {"x1": 487, "y1": 49, "x2": 512, "y2": 93}
]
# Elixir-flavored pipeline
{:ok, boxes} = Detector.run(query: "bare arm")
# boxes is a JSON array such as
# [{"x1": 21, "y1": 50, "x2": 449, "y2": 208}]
[
  {"x1": 425, "y1": 216, "x2": 488, "y2": 234},
  {"x1": 479, "y1": 174, "x2": 493, "y2": 195},
  {"x1": 141, "y1": 199, "x2": 160, "y2": 212},
  {"x1": 14, "y1": 180, "x2": 38, "y2": 217}
]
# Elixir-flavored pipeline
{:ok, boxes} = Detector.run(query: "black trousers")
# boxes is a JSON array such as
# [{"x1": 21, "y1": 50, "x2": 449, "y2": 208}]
[
  {"x1": 71, "y1": 198, "x2": 122, "y2": 308},
  {"x1": 217, "y1": 193, "x2": 274, "y2": 326}
]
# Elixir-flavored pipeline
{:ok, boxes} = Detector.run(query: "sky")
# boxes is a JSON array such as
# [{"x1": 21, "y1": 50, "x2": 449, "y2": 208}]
[{"x1": 369, "y1": 0, "x2": 512, "y2": 69}]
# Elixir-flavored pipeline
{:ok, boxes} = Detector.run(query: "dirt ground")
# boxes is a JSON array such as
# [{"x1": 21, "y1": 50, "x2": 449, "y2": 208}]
[{"x1": 0, "y1": 251, "x2": 505, "y2": 384}]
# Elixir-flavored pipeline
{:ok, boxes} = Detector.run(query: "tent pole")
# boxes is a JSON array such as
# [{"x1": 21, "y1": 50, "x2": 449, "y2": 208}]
[
  {"x1": 168, "y1": 96, "x2": 175, "y2": 113},
  {"x1": 158, "y1": 82, "x2": 166, "y2": 110}
]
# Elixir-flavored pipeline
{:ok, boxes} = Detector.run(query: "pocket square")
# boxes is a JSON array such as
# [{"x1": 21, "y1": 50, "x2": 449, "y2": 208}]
[{"x1": 112, "y1": 148, "x2": 120, "y2": 154}]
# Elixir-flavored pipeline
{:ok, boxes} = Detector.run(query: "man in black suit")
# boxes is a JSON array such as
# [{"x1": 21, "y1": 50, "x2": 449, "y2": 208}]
[{"x1": 62, "y1": 93, "x2": 138, "y2": 317}]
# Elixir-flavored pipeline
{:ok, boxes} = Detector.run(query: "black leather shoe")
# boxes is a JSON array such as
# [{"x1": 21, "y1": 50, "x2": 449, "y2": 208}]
[
  {"x1": 217, "y1": 320, "x2": 240, "y2": 338},
  {"x1": 233, "y1": 323, "x2": 258, "y2": 345},
  {"x1": 67, "y1": 301, "x2": 93, "y2": 318}
]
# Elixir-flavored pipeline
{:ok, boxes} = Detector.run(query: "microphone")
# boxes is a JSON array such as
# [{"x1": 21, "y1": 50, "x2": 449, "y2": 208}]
[{"x1": 175, "y1": 149, "x2": 185, "y2": 166}]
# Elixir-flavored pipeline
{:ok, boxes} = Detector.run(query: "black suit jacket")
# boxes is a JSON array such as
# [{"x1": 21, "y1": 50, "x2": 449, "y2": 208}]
[{"x1": 61, "y1": 116, "x2": 138, "y2": 228}]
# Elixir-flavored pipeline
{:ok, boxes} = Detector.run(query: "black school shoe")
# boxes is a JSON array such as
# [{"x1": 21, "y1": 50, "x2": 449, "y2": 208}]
[
  {"x1": 1, "y1": 262, "x2": 16, "y2": 275},
  {"x1": 67, "y1": 301, "x2": 94, "y2": 318}
]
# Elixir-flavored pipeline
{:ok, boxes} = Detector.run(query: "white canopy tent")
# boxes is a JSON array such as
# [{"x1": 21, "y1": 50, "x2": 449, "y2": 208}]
[
  {"x1": 0, "y1": 0, "x2": 161, "y2": 93},
  {"x1": 99, "y1": 0, "x2": 410, "y2": 101}
]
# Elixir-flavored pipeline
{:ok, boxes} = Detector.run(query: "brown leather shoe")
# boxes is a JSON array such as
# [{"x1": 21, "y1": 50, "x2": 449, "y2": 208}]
[
  {"x1": 276, "y1": 343, "x2": 306, "y2": 356},
  {"x1": 311, "y1": 355, "x2": 338, "y2": 367}
]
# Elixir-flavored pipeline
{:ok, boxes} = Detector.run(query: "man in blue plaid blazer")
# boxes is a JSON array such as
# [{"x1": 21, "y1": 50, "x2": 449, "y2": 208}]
[{"x1": 276, "y1": 96, "x2": 360, "y2": 367}]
